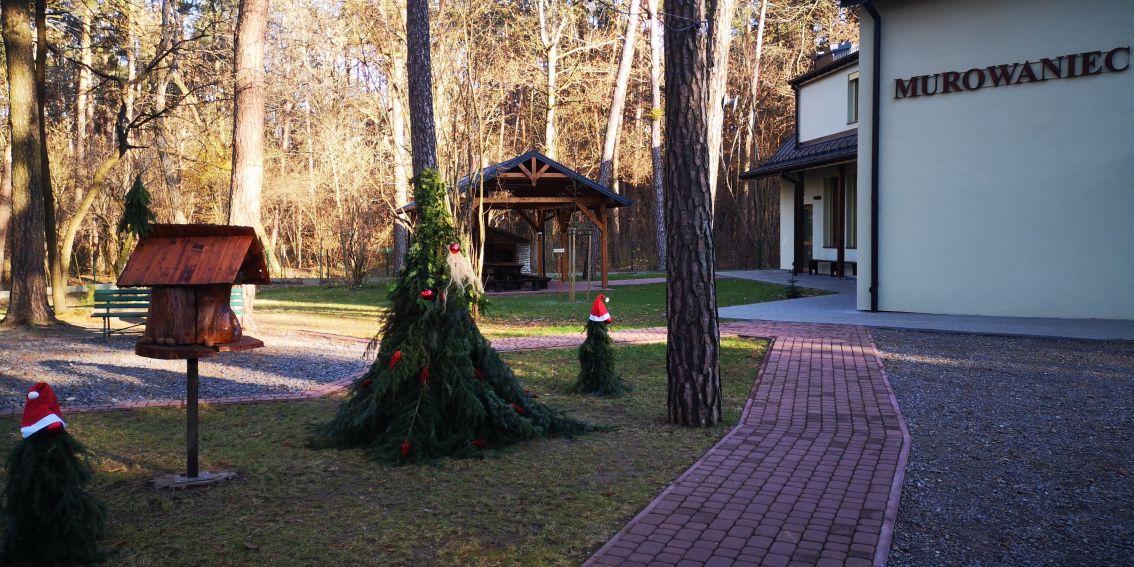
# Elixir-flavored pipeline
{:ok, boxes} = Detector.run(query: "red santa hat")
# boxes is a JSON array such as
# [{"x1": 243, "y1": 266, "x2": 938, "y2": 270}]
[
  {"x1": 20, "y1": 382, "x2": 66, "y2": 439},
  {"x1": 589, "y1": 294, "x2": 612, "y2": 323}
]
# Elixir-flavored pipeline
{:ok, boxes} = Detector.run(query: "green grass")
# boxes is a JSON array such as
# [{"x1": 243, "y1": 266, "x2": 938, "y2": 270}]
[
  {"x1": 254, "y1": 278, "x2": 796, "y2": 339},
  {"x1": 0, "y1": 339, "x2": 766, "y2": 566}
]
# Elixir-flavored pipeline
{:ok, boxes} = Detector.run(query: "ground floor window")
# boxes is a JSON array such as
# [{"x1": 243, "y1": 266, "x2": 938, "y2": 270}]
[{"x1": 823, "y1": 173, "x2": 858, "y2": 249}]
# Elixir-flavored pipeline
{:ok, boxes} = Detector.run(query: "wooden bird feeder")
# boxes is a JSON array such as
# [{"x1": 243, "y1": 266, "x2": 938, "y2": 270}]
[{"x1": 117, "y1": 224, "x2": 271, "y2": 486}]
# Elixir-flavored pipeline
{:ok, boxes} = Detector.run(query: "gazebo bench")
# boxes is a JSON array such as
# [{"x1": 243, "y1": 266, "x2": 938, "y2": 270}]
[
  {"x1": 808, "y1": 259, "x2": 857, "y2": 277},
  {"x1": 484, "y1": 274, "x2": 551, "y2": 292},
  {"x1": 92, "y1": 287, "x2": 245, "y2": 340}
]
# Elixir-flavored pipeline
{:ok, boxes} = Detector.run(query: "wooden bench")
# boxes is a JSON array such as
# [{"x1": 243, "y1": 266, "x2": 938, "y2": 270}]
[
  {"x1": 92, "y1": 287, "x2": 245, "y2": 340},
  {"x1": 808, "y1": 259, "x2": 857, "y2": 277}
]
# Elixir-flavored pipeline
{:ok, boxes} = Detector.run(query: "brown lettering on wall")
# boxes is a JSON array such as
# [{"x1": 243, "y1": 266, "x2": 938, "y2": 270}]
[
  {"x1": 986, "y1": 64, "x2": 1017, "y2": 86},
  {"x1": 894, "y1": 46, "x2": 1130, "y2": 99},
  {"x1": 1104, "y1": 46, "x2": 1131, "y2": 72},
  {"x1": 920, "y1": 74, "x2": 940, "y2": 96},
  {"x1": 1040, "y1": 57, "x2": 1063, "y2": 80},
  {"x1": 1065, "y1": 53, "x2": 1081, "y2": 78},
  {"x1": 962, "y1": 68, "x2": 986, "y2": 90},
  {"x1": 1081, "y1": 51, "x2": 1104, "y2": 75},
  {"x1": 1015, "y1": 61, "x2": 1039, "y2": 84},
  {"x1": 895, "y1": 77, "x2": 920, "y2": 98},
  {"x1": 941, "y1": 71, "x2": 962, "y2": 93}
]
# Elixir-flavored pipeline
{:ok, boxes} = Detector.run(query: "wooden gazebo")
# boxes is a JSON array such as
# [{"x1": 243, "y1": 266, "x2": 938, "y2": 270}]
[{"x1": 459, "y1": 150, "x2": 631, "y2": 288}]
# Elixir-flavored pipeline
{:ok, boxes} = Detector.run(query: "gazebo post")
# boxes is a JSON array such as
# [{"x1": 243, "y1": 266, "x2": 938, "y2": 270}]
[
  {"x1": 535, "y1": 209, "x2": 546, "y2": 277},
  {"x1": 556, "y1": 209, "x2": 571, "y2": 282},
  {"x1": 600, "y1": 205, "x2": 609, "y2": 289}
]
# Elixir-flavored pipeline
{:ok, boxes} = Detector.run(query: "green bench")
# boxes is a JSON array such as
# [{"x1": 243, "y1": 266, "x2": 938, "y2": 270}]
[{"x1": 92, "y1": 287, "x2": 246, "y2": 341}]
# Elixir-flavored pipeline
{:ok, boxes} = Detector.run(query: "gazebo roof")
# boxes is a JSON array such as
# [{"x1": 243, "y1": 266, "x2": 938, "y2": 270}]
[{"x1": 459, "y1": 150, "x2": 631, "y2": 209}]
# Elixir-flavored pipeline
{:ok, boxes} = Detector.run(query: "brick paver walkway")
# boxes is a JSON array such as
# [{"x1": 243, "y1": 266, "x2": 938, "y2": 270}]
[{"x1": 585, "y1": 321, "x2": 910, "y2": 567}]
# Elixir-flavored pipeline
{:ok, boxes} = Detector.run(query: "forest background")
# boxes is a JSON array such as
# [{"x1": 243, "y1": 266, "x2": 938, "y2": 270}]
[{"x1": 0, "y1": 0, "x2": 857, "y2": 294}]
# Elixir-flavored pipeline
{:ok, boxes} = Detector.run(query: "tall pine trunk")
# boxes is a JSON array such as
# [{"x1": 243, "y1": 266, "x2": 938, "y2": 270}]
[
  {"x1": 647, "y1": 0, "x2": 665, "y2": 272},
  {"x1": 1, "y1": 0, "x2": 53, "y2": 325},
  {"x1": 0, "y1": 138, "x2": 10, "y2": 289},
  {"x1": 594, "y1": 0, "x2": 640, "y2": 277},
  {"x1": 229, "y1": 0, "x2": 273, "y2": 319},
  {"x1": 664, "y1": 0, "x2": 734, "y2": 426},
  {"x1": 74, "y1": 0, "x2": 94, "y2": 176},
  {"x1": 406, "y1": 0, "x2": 438, "y2": 174},
  {"x1": 388, "y1": 0, "x2": 411, "y2": 270},
  {"x1": 155, "y1": 0, "x2": 186, "y2": 224},
  {"x1": 596, "y1": 0, "x2": 640, "y2": 187},
  {"x1": 35, "y1": 0, "x2": 64, "y2": 311}
]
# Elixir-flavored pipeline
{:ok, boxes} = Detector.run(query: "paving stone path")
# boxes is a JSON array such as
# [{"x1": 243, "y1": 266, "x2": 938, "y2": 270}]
[
  {"x1": 0, "y1": 320, "x2": 910, "y2": 567},
  {"x1": 586, "y1": 321, "x2": 909, "y2": 567}
]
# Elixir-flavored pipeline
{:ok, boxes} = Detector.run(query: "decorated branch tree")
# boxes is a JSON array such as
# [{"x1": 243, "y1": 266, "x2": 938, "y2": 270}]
[
  {"x1": 317, "y1": 169, "x2": 593, "y2": 462},
  {"x1": 117, "y1": 175, "x2": 156, "y2": 238},
  {"x1": 570, "y1": 294, "x2": 630, "y2": 396},
  {"x1": 2, "y1": 383, "x2": 105, "y2": 565}
]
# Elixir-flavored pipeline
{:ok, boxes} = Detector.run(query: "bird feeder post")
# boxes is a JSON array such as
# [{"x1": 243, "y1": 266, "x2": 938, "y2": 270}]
[
  {"x1": 186, "y1": 357, "x2": 199, "y2": 478},
  {"x1": 116, "y1": 224, "x2": 271, "y2": 489}
]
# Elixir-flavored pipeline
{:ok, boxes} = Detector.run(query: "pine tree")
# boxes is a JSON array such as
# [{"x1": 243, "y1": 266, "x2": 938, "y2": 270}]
[
  {"x1": 117, "y1": 175, "x2": 155, "y2": 237},
  {"x1": 317, "y1": 169, "x2": 595, "y2": 463},
  {"x1": 1, "y1": 432, "x2": 106, "y2": 565},
  {"x1": 572, "y1": 319, "x2": 631, "y2": 396}
]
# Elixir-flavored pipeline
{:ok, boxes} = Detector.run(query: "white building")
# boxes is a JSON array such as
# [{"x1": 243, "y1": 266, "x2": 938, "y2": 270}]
[{"x1": 744, "y1": 0, "x2": 1134, "y2": 320}]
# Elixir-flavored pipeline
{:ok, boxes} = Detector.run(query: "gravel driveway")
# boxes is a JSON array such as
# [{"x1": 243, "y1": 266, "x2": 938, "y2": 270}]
[
  {"x1": 873, "y1": 329, "x2": 1134, "y2": 566},
  {"x1": 0, "y1": 328, "x2": 369, "y2": 412}
]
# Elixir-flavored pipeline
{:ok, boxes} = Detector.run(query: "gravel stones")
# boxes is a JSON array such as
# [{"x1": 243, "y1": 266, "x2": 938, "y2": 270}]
[
  {"x1": 0, "y1": 331, "x2": 368, "y2": 413},
  {"x1": 873, "y1": 329, "x2": 1134, "y2": 566}
]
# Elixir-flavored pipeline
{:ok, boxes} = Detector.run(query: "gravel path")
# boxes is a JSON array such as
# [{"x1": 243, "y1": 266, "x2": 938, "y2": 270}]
[
  {"x1": 872, "y1": 329, "x2": 1134, "y2": 566},
  {"x1": 0, "y1": 329, "x2": 369, "y2": 412}
]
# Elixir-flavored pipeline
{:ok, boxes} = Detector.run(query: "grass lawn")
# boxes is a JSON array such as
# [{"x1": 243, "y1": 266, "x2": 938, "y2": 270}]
[
  {"x1": 255, "y1": 278, "x2": 797, "y2": 339},
  {"x1": 0, "y1": 339, "x2": 766, "y2": 566}
]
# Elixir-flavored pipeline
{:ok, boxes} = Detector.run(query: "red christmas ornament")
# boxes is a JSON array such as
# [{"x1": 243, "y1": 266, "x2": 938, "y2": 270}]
[
  {"x1": 510, "y1": 403, "x2": 525, "y2": 415},
  {"x1": 361, "y1": 378, "x2": 373, "y2": 388},
  {"x1": 419, "y1": 367, "x2": 429, "y2": 385},
  {"x1": 474, "y1": 368, "x2": 485, "y2": 381},
  {"x1": 421, "y1": 289, "x2": 435, "y2": 301},
  {"x1": 449, "y1": 242, "x2": 461, "y2": 254},
  {"x1": 472, "y1": 438, "x2": 488, "y2": 449},
  {"x1": 400, "y1": 439, "x2": 412, "y2": 457},
  {"x1": 389, "y1": 351, "x2": 403, "y2": 369}
]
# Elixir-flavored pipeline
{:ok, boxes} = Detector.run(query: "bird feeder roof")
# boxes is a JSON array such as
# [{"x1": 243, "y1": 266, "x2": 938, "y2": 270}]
[{"x1": 117, "y1": 224, "x2": 271, "y2": 287}]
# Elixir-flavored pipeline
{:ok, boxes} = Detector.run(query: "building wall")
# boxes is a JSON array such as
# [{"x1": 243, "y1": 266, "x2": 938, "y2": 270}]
[
  {"x1": 779, "y1": 180, "x2": 795, "y2": 271},
  {"x1": 857, "y1": 0, "x2": 1134, "y2": 319},
  {"x1": 798, "y1": 62, "x2": 859, "y2": 142}
]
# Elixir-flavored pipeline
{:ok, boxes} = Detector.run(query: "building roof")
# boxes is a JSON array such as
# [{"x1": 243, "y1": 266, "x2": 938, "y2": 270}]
[
  {"x1": 459, "y1": 150, "x2": 631, "y2": 208},
  {"x1": 741, "y1": 130, "x2": 858, "y2": 179},
  {"x1": 117, "y1": 224, "x2": 271, "y2": 287},
  {"x1": 789, "y1": 50, "x2": 860, "y2": 87}
]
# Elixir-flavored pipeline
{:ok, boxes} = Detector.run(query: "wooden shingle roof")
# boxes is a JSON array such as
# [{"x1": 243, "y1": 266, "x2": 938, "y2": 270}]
[{"x1": 117, "y1": 224, "x2": 271, "y2": 287}]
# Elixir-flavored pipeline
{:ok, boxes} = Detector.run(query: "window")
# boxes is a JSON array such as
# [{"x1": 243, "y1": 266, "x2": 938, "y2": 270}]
[
  {"x1": 823, "y1": 177, "x2": 838, "y2": 248},
  {"x1": 822, "y1": 174, "x2": 858, "y2": 249},
  {"x1": 845, "y1": 173, "x2": 857, "y2": 249},
  {"x1": 847, "y1": 71, "x2": 859, "y2": 124}
]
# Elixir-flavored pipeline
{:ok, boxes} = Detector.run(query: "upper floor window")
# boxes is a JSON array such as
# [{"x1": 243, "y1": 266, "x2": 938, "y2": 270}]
[{"x1": 848, "y1": 71, "x2": 859, "y2": 124}]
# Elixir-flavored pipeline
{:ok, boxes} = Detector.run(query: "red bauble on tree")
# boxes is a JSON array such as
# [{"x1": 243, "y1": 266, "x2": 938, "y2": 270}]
[
  {"x1": 421, "y1": 289, "x2": 435, "y2": 301},
  {"x1": 389, "y1": 350, "x2": 403, "y2": 369},
  {"x1": 400, "y1": 440, "x2": 412, "y2": 457},
  {"x1": 472, "y1": 438, "x2": 488, "y2": 449},
  {"x1": 419, "y1": 367, "x2": 429, "y2": 385},
  {"x1": 449, "y1": 242, "x2": 461, "y2": 254}
]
